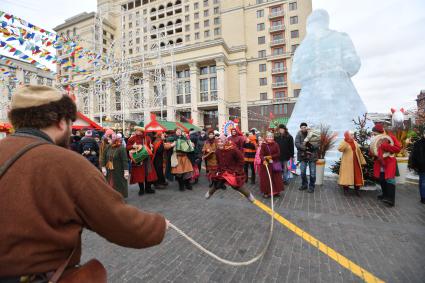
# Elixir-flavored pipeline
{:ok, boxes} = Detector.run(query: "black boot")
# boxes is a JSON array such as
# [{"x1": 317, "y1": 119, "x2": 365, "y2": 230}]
[
  {"x1": 383, "y1": 183, "x2": 395, "y2": 206},
  {"x1": 184, "y1": 179, "x2": 193, "y2": 190},
  {"x1": 354, "y1": 186, "x2": 361, "y2": 197},
  {"x1": 145, "y1": 182, "x2": 155, "y2": 194},
  {"x1": 177, "y1": 178, "x2": 185, "y2": 191},
  {"x1": 138, "y1": 183, "x2": 145, "y2": 196}
]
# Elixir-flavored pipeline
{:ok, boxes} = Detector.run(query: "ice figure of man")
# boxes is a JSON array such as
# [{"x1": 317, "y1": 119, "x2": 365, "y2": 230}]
[{"x1": 287, "y1": 9, "x2": 368, "y2": 139}]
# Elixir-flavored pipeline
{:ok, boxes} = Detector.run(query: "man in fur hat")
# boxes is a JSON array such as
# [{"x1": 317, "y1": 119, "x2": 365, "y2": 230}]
[{"x1": 0, "y1": 86, "x2": 167, "y2": 282}]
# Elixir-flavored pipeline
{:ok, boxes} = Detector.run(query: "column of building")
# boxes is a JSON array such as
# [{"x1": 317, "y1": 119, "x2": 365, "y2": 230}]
[
  {"x1": 166, "y1": 66, "x2": 175, "y2": 122},
  {"x1": 143, "y1": 71, "x2": 151, "y2": 125},
  {"x1": 238, "y1": 62, "x2": 248, "y2": 132},
  {"x1": 216, "y1": 57, "x2": 228, "y2": 128},
  {"x1": 189, "y1": 62, "x2": 201, "y2": 126}
]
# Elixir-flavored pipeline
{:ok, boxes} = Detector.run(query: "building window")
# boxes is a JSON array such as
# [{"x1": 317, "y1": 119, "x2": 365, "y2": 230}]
[
  {"x1": 204, "y1": 0, "x2": 209, "y2": 6},
  {"x1": 200, "y1": 78, "x2": 209, "y2": 102},
  {"x1": 204, "y1": 20, "x2": 209, "y2": 27},
  {"x1": 275, "y1": 91, "x2": 284, "y2": 98},
  {"x1": 260, "y1": 92, "x2": 267, "y2": 100},
  {"x1": 256, "y1": 10, "x2": 264, "y2": 18},
  {"x1": 185, "y1": 35, "x2": 190, "y2": 41},
  {"x1": 185, "y1": 5, "x2": 189, "y2": 12},
  {"x1": 185, "y1": 15, "x2": 190, "y2": 21},
  {"x1": 274, "y1": 104, "x2": 284, "y2": 114},
  {"x1": 291, "y1": 44, "x2": 299, "y2": 53},
  {"x1": 256, "y1": 0, "x2": 264, "y2": 4},
  {"x1": 273, "y1": 47, "x2": 284, "y2": 55},
  {"x1": 259, "y1": 78, "x2": 267, "y2": 86},
  {"x1": 129, "y1": 48, "x2": 133, "y2": 55},
  {"x1": 214, "y1": 17, "x2": 220, "y2": 25},
  {"x1": 195, "y1": 32, "x2": 200, "y2": 39},
  {"x1": 214, "y1": 7, "x2": 219, "y2": 14},
  {"x1": 214, "y1": 27, "x2": 220, "y2": 36},
  {"x1": 204, "y1": 10, "x2": 209, "y2": 17},
  {"x1": 194, "y1": 12, "x2": 199, "y2": 19},
  {"x1": 200, "y1": 66, "x2": 209, "y2": 75},
  {"x1": 37, "y1": 76, "x2": 44, "y2": 85},
  {"x1": 194, "y1": 2, "x2": 199, "y2": 9},
  {"x1": 129, "y1": 22, "x2": 132, "y2": 29},
  {"x1": 290, "y1": 16, "x2": 298, "y2": 25},
  {"x1": 194, "y1": 22, "x2": 200, "y2": 29},
  {"x1": 294, "y1": 89, "x2": 301, "y2": 97},
  {"x1": 259, "y1": 63, "x2": 266, "y2": 72},
  {"x1": 204, "y1": 30, "x2": 210, "y2": 37},
  {"x1": 103, "y1": 39, "x2": 107, "y2": 44},
  {"x1": 257, "y1": 23, "x2": 265, "y2": 31},
  {"x1": 289, "y1": 2, "x2": 297, "y2": 11},
  {"x1": 291, "y1": 30, "x2": 299, "y2": 38},
  {"x1": 258, "y1": 50, "x2": 266, "y2": 58},
  {"x1": 46, "y1": 78, "x2": 52, "y2": 86},
  {"x1": 258, "y1": 36, "x2": 265, "y2": 44},
  {"x1": 24, "y1": 71, "x2": 31, "y2": 84},
  {"x1": 214, "y1": 0, "x2": 219, "y2": 4},
  {"x1": 136, "y1": 37, "x2": 140, "y2": 44}
]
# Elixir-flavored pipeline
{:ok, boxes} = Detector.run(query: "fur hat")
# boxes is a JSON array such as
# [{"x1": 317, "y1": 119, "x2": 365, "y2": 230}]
[{"x1": 11, "y1": 85, "x2": 63, "y2": 110}]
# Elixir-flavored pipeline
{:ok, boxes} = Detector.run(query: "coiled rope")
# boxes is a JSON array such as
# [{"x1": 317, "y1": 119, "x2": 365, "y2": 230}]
[{"x1": 169, "y1": 164, "x2": 275, "y2": 266}]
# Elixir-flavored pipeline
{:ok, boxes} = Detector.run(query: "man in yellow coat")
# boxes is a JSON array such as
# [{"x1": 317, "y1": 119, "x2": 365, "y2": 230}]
[{"x1": 338, "y1": 131, "x2": 366, "y2": 196}]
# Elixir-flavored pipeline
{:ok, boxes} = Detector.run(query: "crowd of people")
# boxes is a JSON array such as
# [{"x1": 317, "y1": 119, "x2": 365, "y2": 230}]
[{"x1": 68, "y1": 119, "x2": 422, "y2": 208}]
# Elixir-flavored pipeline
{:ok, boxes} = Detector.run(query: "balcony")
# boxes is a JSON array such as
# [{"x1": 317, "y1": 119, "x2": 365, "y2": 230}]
[
  {"x1": 269, "y1": 10, "x2": 284, "y2": 19},
  {"x1": 269, "y1": 24, "x2": 285, "y2": 32},
  {"x1": 270, "y1": 38, "x2": 285, "y2": 46},
  {"x1": 269, "y1": 52, "x2": 292, "y2": 60},
  {"x1": 271, "y1": 67, "x2": 287, "y2": 74},
  {"x1": 272, "y1": 82, "x2": 287, "y2": 88}
]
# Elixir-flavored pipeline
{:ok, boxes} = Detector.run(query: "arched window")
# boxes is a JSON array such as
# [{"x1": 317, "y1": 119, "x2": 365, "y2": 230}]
[
  {"x1": 175, "y1": 19, "x2": 182, "y2": 24},
  {"x1": 169, "y1": 40, "x2": 174, "y2": 45},
  {"x1": 160, "y1": 42, "x2": 166, "y2": 47},
  {"x1": 167, "y1": 2, "x2": 173, "y2": 7},
  {"x1": 158, "y1": 5, "x2": 165, "y2": 10},
  {"x1": 167, "y1": 21, "x2": 173, "y2": 26},
  {"x1": 159, "y1": 23, "x2": 165, "y2": 29},
  {"x1": 176, "y1": 38, "x2": 183, "y2": 44},
  {"x1": 150, "y1": 8, "x2": 156, "y2": 13},
  {"x1": 175, "y1": 0, "x2": 182, "y2": 4}
]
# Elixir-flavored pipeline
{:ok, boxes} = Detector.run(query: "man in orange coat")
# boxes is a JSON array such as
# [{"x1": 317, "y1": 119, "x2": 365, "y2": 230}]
[{"x1": 0, "y1": 86, "x2": 167, "y2": 282}]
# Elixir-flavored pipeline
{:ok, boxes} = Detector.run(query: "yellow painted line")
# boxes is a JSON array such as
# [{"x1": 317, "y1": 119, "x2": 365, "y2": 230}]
[
  {"x1": 405, "y1": 180, "x2": 418, "y2": 185},
  {"x1": 253, "y1": 199, "x2": 385, "y2": 283}
]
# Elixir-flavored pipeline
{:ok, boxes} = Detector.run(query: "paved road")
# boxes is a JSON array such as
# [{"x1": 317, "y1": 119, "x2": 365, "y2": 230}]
[{"x1": 81, "y1": 175, "x2": 425, "y2": 283}]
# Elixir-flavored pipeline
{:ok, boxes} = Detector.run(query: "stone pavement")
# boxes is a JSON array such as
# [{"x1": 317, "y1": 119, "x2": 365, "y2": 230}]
[{"x1": 81, "y1": 175, "x2": 425, "y2": 283}]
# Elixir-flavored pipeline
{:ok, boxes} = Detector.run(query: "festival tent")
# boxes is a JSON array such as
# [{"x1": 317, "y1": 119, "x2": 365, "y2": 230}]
[
  {"x1": 72, "y1": 112, "x2": 103, "y2": 130},
  {"x1": 269, "y1": 117, "x2": 289, "y2": 129},
  {"x1": 144, "y1": 119, "x2": 185, "y2": 133},
  {"x1": 177, "y1": 122, "x2": 202, "y2": 132}
]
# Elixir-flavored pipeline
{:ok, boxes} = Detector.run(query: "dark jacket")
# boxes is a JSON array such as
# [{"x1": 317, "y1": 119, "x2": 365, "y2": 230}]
[
  {"x1": 409, "y1": 137, "x2": 425, "y2": 173},
  {"x1": 295, "y1": 130, "x2": 319, "y2": 162},
  {"x1": 79, "y1": 137, "x2": 100, "y2": 167},
  {"x1": 275, "y1": 133, "x2": 294, "y2": 161}
]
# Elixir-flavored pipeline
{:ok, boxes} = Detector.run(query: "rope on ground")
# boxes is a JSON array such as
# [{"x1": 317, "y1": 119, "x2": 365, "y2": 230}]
[{"x1": 169, "y1": 165, "x2": 275, "y2": 266}]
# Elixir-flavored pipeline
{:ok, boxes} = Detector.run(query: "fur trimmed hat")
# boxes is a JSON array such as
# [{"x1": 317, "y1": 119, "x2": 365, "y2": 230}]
[{"x1": 11, "y1": 85, "x2": 63, "y2": 110}]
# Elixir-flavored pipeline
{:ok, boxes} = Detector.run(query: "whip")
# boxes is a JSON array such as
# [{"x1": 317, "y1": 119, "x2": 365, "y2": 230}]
[{"x1": 168, "y1": 164, "x2": 275, "y2": 266}]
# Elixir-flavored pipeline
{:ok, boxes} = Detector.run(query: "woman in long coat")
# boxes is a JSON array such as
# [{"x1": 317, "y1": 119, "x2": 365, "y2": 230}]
[
  {"x1": 259, "y1": 132, "x2": 284, "y2": 198},
  {"x1": 338, "y1": 131, "x2": 366, "y2": 195},
  {"x1": 164, "y1": 128, "x2": 193, "y2": 191},
  {"x1": 102, "y1": 132, "x2": 129, "y2": 198}
]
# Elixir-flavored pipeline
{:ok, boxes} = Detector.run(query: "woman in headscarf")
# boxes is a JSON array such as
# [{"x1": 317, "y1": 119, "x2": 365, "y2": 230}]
[
  {"x1": 259, "y1": 132, "x2": 284, "y2": 198},
  {"x1": 243, "y1": 133, "x2": 258, "y2": 184},
  {"x1": 165, "y1": 128, "x2": 194, "y2": 191},
  {"x1": 102, "y1": 131, "x2": 129, "y2": 198},
  {"x1": 202, "y1": 129, "x2": 218, "y2": 185},
  {"x1": 205, "y1": 137, "x2": 255, "y2": 203},
  {"x1": 338, "y1": 131, "x2": 366, "y2": 196},
  {"x1": 152, "y1": 131, "x2": 168, "y2": 188}
]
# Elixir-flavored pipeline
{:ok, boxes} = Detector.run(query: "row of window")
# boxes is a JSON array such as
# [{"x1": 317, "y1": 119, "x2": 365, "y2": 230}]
[{"x1": 257, "y1": 44, "x2": 298, "y2": 58}]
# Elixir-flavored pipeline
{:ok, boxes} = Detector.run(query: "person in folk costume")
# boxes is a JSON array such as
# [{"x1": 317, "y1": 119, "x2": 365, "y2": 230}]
[
  {"x1": 205, "y1": 136, "x2": 255, "y2": 202},
  {"x1": 164, "y1": 128, "x2": 194, "y2": 191},
  {"x1": 152, "y1": 131, "x2": 168, "y2": 188},
  {"x1": 408, "y1": 130, "x2": 425, "y2": 204},
  {"x1": 101, "y1": 131, "x2": 129, "y2": 198},
  {"x1": 243, "y1": 133, "x2": 257, "y2": 184},
  {"x1": 259, "y1": 132, "x2": 284, "y2": 198},
  {"x1": 337, "y1": 131, "x2": 367, "y2": 196},
  {"x1": 189, "y1": 129, "x2": 202, "y2": 184},
  {"x1": 203, "y1": 129, "x2": 219, "y2": 186},
  {"x1": 99, "y1": 129, "x2": 114, "y2": 168},
  {"x1": 370, "y1": 124, "x2": 401, "y2": 207},
  {"x1": 126, "y1": 126, "x2": 157, "y2": 195},
  {"x1": 227, "y1": 127, "x2": 245, "y2": 152}
]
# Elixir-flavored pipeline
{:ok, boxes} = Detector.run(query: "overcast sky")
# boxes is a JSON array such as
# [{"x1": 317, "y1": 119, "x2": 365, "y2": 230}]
[{"x1": 1, "y1": 0, "x2": 424, "y2": 113}]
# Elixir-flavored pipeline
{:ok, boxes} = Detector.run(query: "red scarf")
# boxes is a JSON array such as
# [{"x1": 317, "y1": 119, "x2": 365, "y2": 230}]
[{"x1": 344, "y1": 131, "x2": 356, "y2": 152}]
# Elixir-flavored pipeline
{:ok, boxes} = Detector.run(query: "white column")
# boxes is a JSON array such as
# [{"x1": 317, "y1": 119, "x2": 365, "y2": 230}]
[
  {"x1": 189, "y1": 62, "x2": 201, "y2": 126},
  {"x1": 143, "y1": 71, "x2": 151, "y2": 125},
  {"x1": 216, "y1": 57, "x2": 228, "y2": 129},
  {"x1": 238, "y1": 62, "x2": 248, "y2": 132},
  {"x1": 89, "y1": 81, "x2": 95, "y2": 120},
  {"x1": 166, "y1": 66, "x2": 176, "y2": 122}
]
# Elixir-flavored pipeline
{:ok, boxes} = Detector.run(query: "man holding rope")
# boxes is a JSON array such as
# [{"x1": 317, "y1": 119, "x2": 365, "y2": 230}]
[{"x1": 0, "y1": 86, "x2": 168, "y2": 283}]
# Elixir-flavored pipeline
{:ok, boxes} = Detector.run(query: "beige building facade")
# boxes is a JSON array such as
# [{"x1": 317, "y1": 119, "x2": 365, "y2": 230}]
[
  {"x1": 0, "y1": 55, "x2": 55, "y2": 122},
  {"x1": 54, "y1": 0, "x2": 312, "y2": 132}
]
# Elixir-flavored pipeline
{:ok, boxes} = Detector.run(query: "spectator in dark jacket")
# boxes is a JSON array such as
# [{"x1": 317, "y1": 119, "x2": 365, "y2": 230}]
[
  {"x1": 79, "y1": 130, "x2": 100, "y2": 168},
  {"x1": 69, "y1": 135, "x2": 81, "y2": 153},
  {"x1": 408, "y1": 131, "x2": 425, "y2": 204},
  {"x1": 275, "y1": 124, "x2": 294, "y2": 184}
]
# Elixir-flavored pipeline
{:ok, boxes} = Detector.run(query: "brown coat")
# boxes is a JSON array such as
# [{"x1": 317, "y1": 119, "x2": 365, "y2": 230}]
[
  {"x1": 0, "y1": 135, "x2": 166, "y2": 277},
  {"x1": 338, "y1": 140, "x2": 366, "y2": 186}
]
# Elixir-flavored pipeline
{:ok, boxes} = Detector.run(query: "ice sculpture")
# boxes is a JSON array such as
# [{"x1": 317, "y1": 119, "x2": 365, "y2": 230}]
[{"x1": 287, "y1": 9, "x2": 369, "y2": 166}]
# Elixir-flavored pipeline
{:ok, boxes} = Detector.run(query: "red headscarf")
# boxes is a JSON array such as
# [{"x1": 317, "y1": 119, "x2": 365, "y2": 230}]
[{"x1": 344, "y1": 131, "x2": 356, "y2": 152}]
